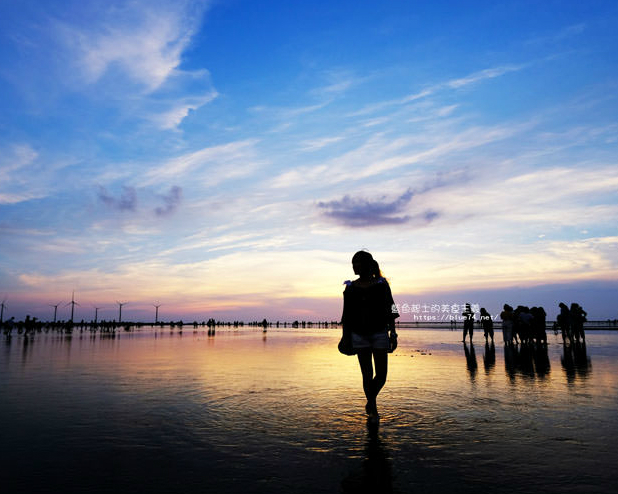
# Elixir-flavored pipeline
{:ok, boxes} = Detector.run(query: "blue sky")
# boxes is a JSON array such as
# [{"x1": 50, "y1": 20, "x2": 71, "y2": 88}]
[{"x1": 1, "y1": 0, "x2": 617, "y2": 322}]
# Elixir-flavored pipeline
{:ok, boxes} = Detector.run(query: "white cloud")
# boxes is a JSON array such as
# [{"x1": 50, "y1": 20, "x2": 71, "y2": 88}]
[
  {"x1": 300, "y1": 136, "x2": 344, "y2": 151},
  {"x1": 350, "y1": 64, "x2": 526, "y2": 116},
  {"x1": 0, "y1": 145, "x2": 48, "y2": 204},
  {"x1": 270, "y1": 120, "x2": 533, "y2": 189},
  {"x1": 144, "y1": 139, "x2": 264, "y2": 186},
  {"x1": 415, "y1": 163, "x2": 618, "y2": 233},
  {"x1": 50, "y1": 1, "x2": 216, "y2": 129},
  {"x1": 525, "y1": 23, "x2": 587, "y2": 46},
  {"x1": 251, "y1": 101, "x2": 331, "y2": 120},
  {"x1": 447, "y1": 64, "x2": 526, "y2": 89},
  {"x1": 151, "y1": 89, "x2": 218, "y2": 130},
  {"x1": 0, "y1": 144, "x2": 38, "y2": 176},
  {"x1": 63, "y1": 1, "x2": 208, "y2": 92}
]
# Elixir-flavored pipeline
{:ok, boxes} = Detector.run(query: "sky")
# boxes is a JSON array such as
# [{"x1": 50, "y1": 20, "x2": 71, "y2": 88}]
[{"x1": 1, "y1": 0, "x2": 617, "y2": 323}]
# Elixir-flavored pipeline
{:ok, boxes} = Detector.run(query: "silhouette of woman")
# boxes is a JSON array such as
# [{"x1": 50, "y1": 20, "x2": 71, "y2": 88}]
[
  {"x1": 500, "y1": 304, "x2": 514, "y2": 345},
  {"x1": 341, "y1": 251, "x2": 399, "y2": 422}
]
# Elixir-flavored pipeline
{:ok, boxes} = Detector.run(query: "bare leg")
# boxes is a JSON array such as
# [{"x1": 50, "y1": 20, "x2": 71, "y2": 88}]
[
  {"x1": 357, "y1": 349, "x2": 388, "y2": 416},
  {"x1": 357, "y1": 349, "x2": 375, "y2": 412},
  {"x1": 372, "y1": 349, "x2": 388, "y2": 400}
]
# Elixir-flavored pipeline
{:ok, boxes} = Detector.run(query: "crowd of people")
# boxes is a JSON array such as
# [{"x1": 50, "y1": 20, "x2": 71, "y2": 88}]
[
  {"x1": 460, "y1": 302, "x2": 587, "y2": 345},
  {"x1": 556, "y1": 303, "x2": 587, "y2": 343},
  {"x1": 499, "y1": 304, "x2": 548, "y2": 345}
]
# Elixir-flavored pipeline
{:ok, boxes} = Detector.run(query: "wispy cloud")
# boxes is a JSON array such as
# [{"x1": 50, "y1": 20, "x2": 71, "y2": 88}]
[
  {"x1": 525, "y1": 23, "x2": 587, "y2": 46},
  {"x1": 151, "y1": 89, "x2": 218, "y2": 130},
  {"x1": 350, "y1": 63, "x2": 527, "y2": 116},
  {"x1": 413, "y1": 164, "x2": 618, "y2": 232},
  {"x1": 446, "y1": 64, "x2": 526, "y2": 89},
  {"x1": 42, "y1": 1, "x2": 218, "y2": 130},
  {"x1": 300, "y1": 136, "x2": 345, "y2": 151},
  {"x1": 250, "y1": 101, "x2": 331, "y2": 119},
  {"x1": 270, "y1": 120, "x2": 534, "y2": 189},
  {"x1": 0, "y1": 145, "x2": 54, "y2": 204},
  {"x1": 309, "y1": 70, "x2": 369, "y2": 97},
  {"x1": 60, "y1": 0, "x2": 208, "y2": 92},
  {"x1": 144, "y1": 139, "x2": 263, "y2": 186}
]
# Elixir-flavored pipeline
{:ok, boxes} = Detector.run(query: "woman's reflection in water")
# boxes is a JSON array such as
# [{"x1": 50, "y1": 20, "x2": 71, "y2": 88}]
[
  {"x1": 340, "y1": 426, "x2": 393, "y2": 494},
  {"x1": 463, "y1": 341, "x2": 478, "y2": 381}
]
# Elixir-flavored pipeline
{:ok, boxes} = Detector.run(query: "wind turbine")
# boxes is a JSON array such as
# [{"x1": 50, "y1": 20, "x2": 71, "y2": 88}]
[
  {"x1": 66, "y1": 291, "x2": 80, "y2": 322},
  {"x1": 153, "y1": 304, "x2": 161, "y2": 324},
  {"x1": 0, "y1": 298, "x2": 7, "y2": 324},
  {"x1": 50, "y1": 302, "x2": 62, "y2": 323},
  {"x1": 117, "y1": 301, "x2": 127, "y2": 323},
  {"x1": 93, "y1": 306, "x2": 103, "y2": 324}
]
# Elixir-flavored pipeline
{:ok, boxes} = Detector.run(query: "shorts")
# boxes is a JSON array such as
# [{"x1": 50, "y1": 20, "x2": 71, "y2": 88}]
[{"x1": 352, "y1": 330, "x2": 389, "y2": 350}]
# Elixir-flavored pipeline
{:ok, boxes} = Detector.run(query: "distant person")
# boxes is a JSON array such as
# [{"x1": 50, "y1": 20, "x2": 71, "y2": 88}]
[
  {"x1": 480, "y1": 307, "x2": 494, "y2": 341},
  {"x1": 531, "y1": 306, "x2": 547, "y2": 344},
  {"x1": 516, "y1": 306, "x2": 533, "y2": 345},
  {"x1": 341, "y1": 251, "x2": 399, "y2": 423},
  {"x1": 500, "y1": 304, "x2": 514, "y2": 345},
  {"x1": 557, "y1": 302, "x2": 571, "y2": 342},
  {"x1": 570, "y1": 303, "x2": 587, "y2": 342},
  {"x1": 462, "y1": 303, "x2": 474, "y2": 342}
]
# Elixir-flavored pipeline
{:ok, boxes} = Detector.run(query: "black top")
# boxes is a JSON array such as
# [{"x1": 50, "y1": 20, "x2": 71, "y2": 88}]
[{"x1": 341, "y1": 278, "x2": 399, "y2": 336}]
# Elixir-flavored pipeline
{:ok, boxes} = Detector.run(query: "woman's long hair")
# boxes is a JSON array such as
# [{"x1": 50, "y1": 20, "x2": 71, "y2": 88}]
[{"x1": 352, "y1": 250, "x2": 383, "y2": 279}]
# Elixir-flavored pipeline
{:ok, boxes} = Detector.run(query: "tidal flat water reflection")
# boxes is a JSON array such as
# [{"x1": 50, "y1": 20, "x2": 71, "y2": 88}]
[{"x1": 1, "y1": 327, "x2": 617, "y2": 493}]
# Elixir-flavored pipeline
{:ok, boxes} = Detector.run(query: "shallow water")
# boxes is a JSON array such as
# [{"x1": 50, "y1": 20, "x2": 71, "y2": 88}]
[{"x1": 1, "y1": 327, "x2": 616, "y2": 493}]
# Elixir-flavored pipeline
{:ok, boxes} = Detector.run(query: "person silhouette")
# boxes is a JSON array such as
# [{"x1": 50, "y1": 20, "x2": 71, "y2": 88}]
[
  {"x1": 570, "y1": 303, "x2": 587, "y2": 342},
  {"x1": 480, "y1": 307, "x2": 494, "y2": 341},
  {"x1": 500, "y1": 304, "x2": 514, "y2": 345},
  {"x1": 558, "y1": 302, "x2": 571, "y2": 342},
  {"x1": 531, "y1": 306, "x2": 547, "y2": 344},
  {"x1": 462, "y1": 303, "x2": 474, "y2": 342},
  {"x1": 341, "y1": 251, "x2": 399, "y2": 423}
]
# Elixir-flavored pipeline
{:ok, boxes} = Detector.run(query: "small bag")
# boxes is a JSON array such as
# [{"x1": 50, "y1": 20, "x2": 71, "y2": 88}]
[
  {"x1": 338, "y1": 328, "x2": 356, "y2": 355},
  {"x1": 388, "y1": 331, "x2": 398, "y2": 353}
]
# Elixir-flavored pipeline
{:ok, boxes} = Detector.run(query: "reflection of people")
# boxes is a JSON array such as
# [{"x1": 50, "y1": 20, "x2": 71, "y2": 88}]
[
  {"x1": 561, "y1": 340, "x2": 591, "y2": 383},
  {"x1": 483, "y1": 340, "x2": 495, "y2": 374},
  {"x1": 341, "y1": 251, "x2": 399, "y2": 422},
  {"x1": 463, "y1": 341, "x2": 478, "y2": 380},
  {"x1": 533, "y1": 343, "x2": 550, "y2": 378}
]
